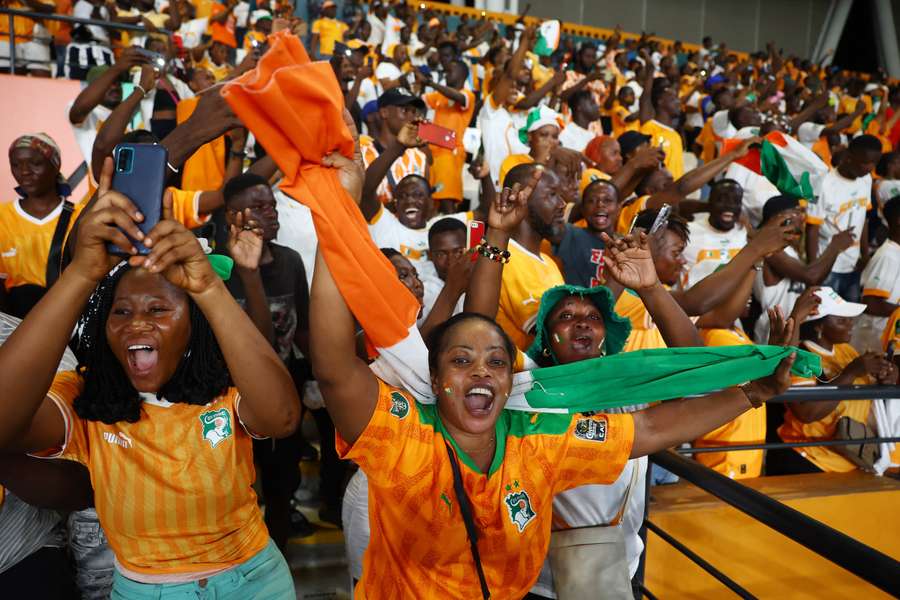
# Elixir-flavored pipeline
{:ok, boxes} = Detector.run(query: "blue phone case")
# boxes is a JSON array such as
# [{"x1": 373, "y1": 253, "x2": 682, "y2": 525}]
[{"x1": 108, "y1": 143, "x2": 168, "y2": 255}]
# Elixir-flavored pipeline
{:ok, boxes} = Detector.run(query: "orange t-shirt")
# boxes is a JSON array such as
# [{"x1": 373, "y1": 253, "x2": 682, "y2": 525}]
[
  {"x1": 176, "y1": 97, "x2": 226, "y2": 192},
  {"x1": 695, "y1": 327, "x2": 766, "y2": 478},
  {"x1": 38, "y1": 371, "x2": 268, "y2": 574},
  {"x1": 338, "y1": 379, "x2": 634, "y2": 598},
  {"x1": 424, "y1": 88, "x2": 475, "y2": 200}
]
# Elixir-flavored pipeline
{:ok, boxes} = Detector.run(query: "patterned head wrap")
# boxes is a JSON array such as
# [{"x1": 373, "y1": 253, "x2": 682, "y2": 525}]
[
  {"x1": 9, "y1": 133, "x2": 62, "y2": 171},
  {"x1": 9, "y1": 133, "x2": 70, "y2": 198}
]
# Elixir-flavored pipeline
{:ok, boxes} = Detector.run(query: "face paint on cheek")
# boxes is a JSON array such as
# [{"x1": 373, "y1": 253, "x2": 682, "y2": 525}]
[
  {"x1": 553, "y1": 333, "x2": 562, "y2": 343},
  {"x1": 443, "y1": 385, "x2": 453, "y2": 396}
]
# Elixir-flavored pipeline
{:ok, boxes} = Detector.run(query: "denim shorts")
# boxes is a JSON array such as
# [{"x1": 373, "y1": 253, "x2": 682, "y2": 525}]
[{"x1": 110, "y1": 539, "x2": 295, "y2": 600}]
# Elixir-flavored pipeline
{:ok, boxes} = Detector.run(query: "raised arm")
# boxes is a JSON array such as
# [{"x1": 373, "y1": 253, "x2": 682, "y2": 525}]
[
  {"x1": 360, "y1": 121, "x2": 424, "y2": 220},
  {"x1": 516, "y1": 68, "x2": 566, "y2": 111},
  {"x1": 417, "y1": 71, "x2": 466, "y2": 106},
  {"x1": 491, "y1": 23, "x2": 535, "y2": 111},
  {"x1": 226, "y1": 209, "x2": 274, "y2": 345},
  {"x1": 418, "y1": 252, "x2": 472, "y2": 340},
  {"x1": 766, "y1": 225, "x2": 853, "y2": 286},
  {"x1": 637, "y1": 53, "x2": 655, "y2": 125},
  {"x1": 648, "y1": 137, "x2": 759, "y2": 209},
  {"x1": 309, "y1": 250, "x2": 379, "y2": 445},
  {"x1": 672, "y1": 217, "x2": 797, "y2": 316},
  {"x1": 464, "y1": 172, "x2": 538, "y2": 318},
  {"x1": 630, "y1": 354, "x2": 794, "y2": 457},
  {"x1": 788, "y1": 94, "x2": 828, "y2": 134},
  {"x1": 69, "y1": 48, "x2": 149, "y2": 125},
  {"x1": 91, "y1": 65, "x2": 158, "y2": 182},
  {"x1": 602, "y1": 232, "x2": 703, "y2": 347},
  {"x1": 0, "y1": 162, "x2": 146, "y2": 453},
  {"x1": 821, "y1": 102, "x2": 866, "y2": 138}
]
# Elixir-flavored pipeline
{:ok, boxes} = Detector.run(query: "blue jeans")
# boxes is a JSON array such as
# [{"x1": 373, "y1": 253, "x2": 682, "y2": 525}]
[
  {"x1": 110, "y1": 540, "x2": 294, "y2": 600},
  {"x1": 822, "y1": 271, "x2": 861, "y2": 302}
]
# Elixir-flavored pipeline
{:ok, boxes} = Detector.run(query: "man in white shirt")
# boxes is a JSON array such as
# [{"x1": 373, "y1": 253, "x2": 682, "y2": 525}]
[
  {"x1": 806, "y1": 134, "x2": 883, "y2": 301},
  {"x1": 420, "y1": 217, "x2": 468, "y2": 321},
  {"x1": 365, "y1": 2, "x2": 386, "y2": 47},
  {"x1": 856, "y1": 196, "x2": 900, "y2": 352},
  {"x1": 559, "y1": 89, "x2": 602, "y2": 153},
  {"x1": 682, "y1": 179, "x2": 748, "y2": 289}
]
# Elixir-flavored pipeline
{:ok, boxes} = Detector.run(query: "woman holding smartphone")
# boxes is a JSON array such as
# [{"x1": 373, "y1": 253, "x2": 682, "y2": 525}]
[{"x1": 0, "y1": 160, "x2": 300, "y2": 599}]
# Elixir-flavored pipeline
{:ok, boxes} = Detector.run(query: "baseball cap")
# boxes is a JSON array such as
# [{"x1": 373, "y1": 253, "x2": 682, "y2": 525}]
[
  {"x1": 579, "y1": 168, "x2": 612, "y2": 197},
  {"x1": 322, "y1": 1, "x2": 336, "y2": 8},
  {"x1": 806, "y1": 287, "x2": 866, "y2": 322},
  {"x1": 377, "y1": 87, "x2": 426, "y2": 110},
  {"x1": 617, "y1": 131, "x2": 651, "y2": 158}
]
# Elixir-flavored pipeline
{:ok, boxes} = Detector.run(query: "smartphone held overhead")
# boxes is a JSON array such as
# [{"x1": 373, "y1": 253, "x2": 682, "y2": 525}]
[
  {"x1": 109, "y1": 143, "x2": 168, "y2": 255},
  {"x1": 467, "y1": 221, "x2": 485, "y2": 261}
]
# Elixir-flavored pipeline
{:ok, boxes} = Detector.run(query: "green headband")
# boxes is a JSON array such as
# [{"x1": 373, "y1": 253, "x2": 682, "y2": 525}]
[{"x1": 526, "y1": 284, "x2": 633, "y2": 363}]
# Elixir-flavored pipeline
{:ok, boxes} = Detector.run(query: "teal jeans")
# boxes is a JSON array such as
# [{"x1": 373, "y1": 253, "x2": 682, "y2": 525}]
[{"x1": 110, "y1": 540, "x2": 294, "y2": 600}]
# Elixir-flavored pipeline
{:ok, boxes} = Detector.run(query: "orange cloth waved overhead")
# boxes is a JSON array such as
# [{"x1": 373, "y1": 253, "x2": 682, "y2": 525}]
[{"x1": 221, "y1": 31, "x2": 419, "y2": 347}]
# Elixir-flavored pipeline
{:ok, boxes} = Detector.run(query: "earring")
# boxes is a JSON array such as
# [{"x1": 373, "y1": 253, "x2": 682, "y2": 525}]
[{"x1": 542, "y1": 347, "x2": 551, "y2": 357}]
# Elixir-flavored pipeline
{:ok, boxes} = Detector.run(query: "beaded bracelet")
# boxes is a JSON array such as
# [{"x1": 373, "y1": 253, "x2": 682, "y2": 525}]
[{"x1": 476, "y1": 240, "x2": 511, "y2": 264}]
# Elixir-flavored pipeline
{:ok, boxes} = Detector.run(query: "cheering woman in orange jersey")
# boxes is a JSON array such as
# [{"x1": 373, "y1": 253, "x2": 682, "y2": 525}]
[{"x1": 0, "y1": 160, "x2": 300, "y2": 599}]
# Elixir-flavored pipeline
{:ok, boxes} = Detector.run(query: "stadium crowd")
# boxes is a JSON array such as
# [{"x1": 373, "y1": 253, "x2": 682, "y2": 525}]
[{"x1": 0, "y1": 0, "x2": 899, "y2": 598}]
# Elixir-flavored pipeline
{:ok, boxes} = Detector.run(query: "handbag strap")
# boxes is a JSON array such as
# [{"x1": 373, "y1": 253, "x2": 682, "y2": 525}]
[
  {"x1": 444, "y1": 442, "x2": 491, "y2": 600},
  {"x1": 45, "y1": 200, "x2": 75, "y2": 288},
  {"x1": 610, "y1": 459, "x2": 641, "y2": 526}
]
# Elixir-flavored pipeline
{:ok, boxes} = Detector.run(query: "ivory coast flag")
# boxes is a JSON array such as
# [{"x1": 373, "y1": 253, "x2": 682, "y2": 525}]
[
  {"x1": 722, "y1": 131, "x2": 829, "y2": 202},
  {"x1": 222, "y1": 32, "x2": 821, "y2": 413},
  {"x1": 533, "y1": 20, "x2": 560, "y2": 57}
]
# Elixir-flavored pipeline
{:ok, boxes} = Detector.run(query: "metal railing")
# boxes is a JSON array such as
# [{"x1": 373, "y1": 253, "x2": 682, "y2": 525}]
[
  {"x1": 638, "y1": 389, "x2": 900, "y2": 598},
  {"x1": 646, "y1": 448, "x2": 900, "y2": 597},
  {"x1": 1, "y1": 7, "x2": 170, "y2": 76}
]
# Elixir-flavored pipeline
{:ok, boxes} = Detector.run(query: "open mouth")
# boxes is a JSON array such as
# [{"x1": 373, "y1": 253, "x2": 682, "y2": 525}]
[
  {"x1": 463, "y1": 385, "x2": 495, "y2": 417},
  {"x1": 126, "y1": 343, "x2": 159, "y2": 377},
  {"x1": 718, "y1": 211, "x2": 736, "y2": 223},
  {"x1": 589, "y1": 212, "x2": 609, "y2": 228},
  {"x1": 404, "y1": 207, "x2": 422, "y2": 220},
  {"x1": 571, "y1": 334, "x2": 594, "y2": 351}
]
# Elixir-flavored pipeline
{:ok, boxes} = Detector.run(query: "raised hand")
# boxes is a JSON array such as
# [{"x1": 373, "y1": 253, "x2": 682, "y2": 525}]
[
  {"x1": 788, "y1": 286, "x2": 821, "y2": 324},
  {"x1": 766, "y1": 306, "x2": 795, "y2": 347},
  {"x1": 322, "y1": 108, "x2": 365, "y2": 204},
  {"x1": 445, "y1": 249, "x2": 475, "y2": 295},
  {"x1": 131, "y1": 190, "x2": 218, "y2": 295},
  {"x1": 489, "y1": 167, "x2": 541, "y2": 234},
  {"x1": 396, "y1": 120, "x2": 426, "y2": 149},
  {"x1": 749, "y1": 353, "x2": 796, "y2": 404},
  {"x1": 748, "y1": 215, "x2": 799, "y2": 257},
  {"x1": 226, "y1": 209, "x2": 263, "y2": 271},
  {"x1": 69, "y1": 158, "x2": 145, "y2": 283},
  {"x1": 831, "y1": 227, "x2": 856, "y2": 252},
  {"x1": 600, "y1": 231, "x2": 659, "y2": 291}
]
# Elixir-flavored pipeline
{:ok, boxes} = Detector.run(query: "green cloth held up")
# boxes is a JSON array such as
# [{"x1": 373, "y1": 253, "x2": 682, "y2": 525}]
[{"x1": 518, "y1": 345, "x2": 819, "y2": 413}]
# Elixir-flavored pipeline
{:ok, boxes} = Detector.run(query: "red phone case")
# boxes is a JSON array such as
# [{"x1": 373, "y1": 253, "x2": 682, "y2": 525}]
[
  {"x1": 467, "y1": 221, "x2": 485, "y2": 260},
  {"x1": 418, "y1": 122, "x2": 457, "y2": 150}
]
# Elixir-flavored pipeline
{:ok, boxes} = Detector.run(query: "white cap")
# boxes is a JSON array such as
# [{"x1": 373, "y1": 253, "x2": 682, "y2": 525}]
[{"x1": 806, "y1": 287, "x2": 866, "y2": 321}]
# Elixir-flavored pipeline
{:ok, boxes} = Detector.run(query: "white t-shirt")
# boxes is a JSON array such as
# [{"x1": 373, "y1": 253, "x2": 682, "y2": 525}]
[
  {"x1": 272, "y1": 187, "x2": 318, "y2": 291},
  {"x1": 855, "y1": 239, "x2": 900, "y2": 352},
  {"x1": 711, "y1": 109, "x2": 737, "y2": 139},
  {"x1": 69, "y1": 102, "x2": 112, "y2": 166},
  {"x1": 753, "y1": 246, "x2": 805, "y2": 343},
  {"x1": 682, "y1": 213, "x2": 748, "y2": 289},
  {"x1": 558, "y1": 121, "x2": 596, "y2": 153},
  {"x1": 421, "y1": 270, "x2": 465, "y2": 322},
  {"x1": 366, "y1": 13, "x2": 384, "y2": 46},
  {"x1": 367, "y1": 207, "x2": 468, "y2": 266},
  {"x1": 724, "y1": 162, "x2": 779, "y2": 228},
  {"x1": 380, "y1": 14, "x2": 405, "y2": 55},
  {"x1": 797, "y1": 122, "x2": 826, "y2": 149},
  {"x1": 876, "y1": 179, "x2": 900, "y2": 210},
  {"x1": 807, "y1": 169, "x2": 872, "y2": 274},
  {"x1": 478, "y1": 95, "x2": 529, "y2": 189},
  {"x1": 374, "y1": 61, "x2": 403, "y2": 85},
  {"x1": 356, "y1": 77, "x2": 381, "y2": 110},
  {"x1": 73, "y1": 0, "x2": 110, "y2": 44},
  {"x1": 684, "y1": 91, "x2": 705, "y2": 129}
]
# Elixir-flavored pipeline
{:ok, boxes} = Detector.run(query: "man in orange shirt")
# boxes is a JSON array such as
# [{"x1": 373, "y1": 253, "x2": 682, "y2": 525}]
[{"x1": 418, "y1": 59, "x2": 475, "y2": 211}]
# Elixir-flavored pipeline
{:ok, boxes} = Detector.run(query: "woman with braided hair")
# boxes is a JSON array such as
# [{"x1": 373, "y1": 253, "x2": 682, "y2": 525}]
[{"x1": 0, "y1": 159, "x2": 300, "y2": 599}]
